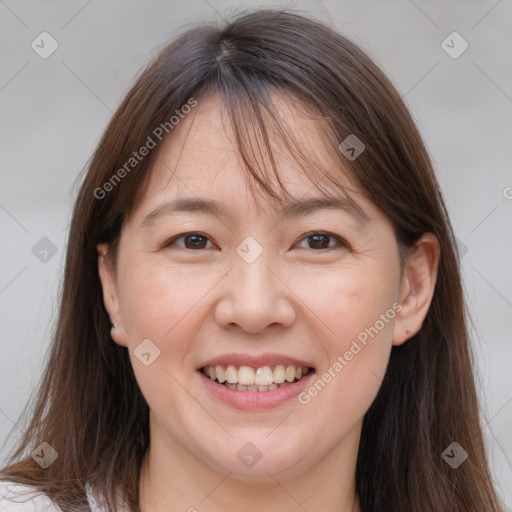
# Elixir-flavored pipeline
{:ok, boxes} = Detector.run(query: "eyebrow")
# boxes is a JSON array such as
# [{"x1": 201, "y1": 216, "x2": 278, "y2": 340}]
[{"x1": 141, "y1": 196, "x2": 370, "y2": 226}]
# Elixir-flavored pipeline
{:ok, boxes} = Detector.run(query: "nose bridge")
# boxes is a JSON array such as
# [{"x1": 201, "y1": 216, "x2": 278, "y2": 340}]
[
  {"x1": 231, "y1": 240, "x2": 275, "y2": 301},
  {"x1": 214, "y1": 237, "x2": 295, "y2": 333}
]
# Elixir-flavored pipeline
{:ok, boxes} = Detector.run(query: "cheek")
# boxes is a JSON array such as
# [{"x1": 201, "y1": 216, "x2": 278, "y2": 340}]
[
  {"x1": 296, "y1": 259, "x2": 399, "y2": 350},
  {"x1": 116, "y1": 255, "x2": 237, "y2": 435},
  {"x1": 117, "y1": 261, "x2": 210, "y2": 430},
  {"x1": 117, "y1": 259, "x2": 212, "y2": 368},
  {"x1": 295, "y1": 261, "x2": 398, "y2": 419}
]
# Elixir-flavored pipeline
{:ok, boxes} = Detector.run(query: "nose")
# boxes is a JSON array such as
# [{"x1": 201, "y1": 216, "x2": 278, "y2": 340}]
[{"x1": 214, "y1": 252, "x2": 296, "y2": 334}]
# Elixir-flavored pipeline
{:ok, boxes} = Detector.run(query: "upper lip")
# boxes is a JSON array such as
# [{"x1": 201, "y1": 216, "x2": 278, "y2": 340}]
[{"x1": 198, "y1": 353, "x2": 315, "y2": 370}]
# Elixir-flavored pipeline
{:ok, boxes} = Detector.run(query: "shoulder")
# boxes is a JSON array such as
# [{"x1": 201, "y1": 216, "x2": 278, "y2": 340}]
[{"x1": 0, "y1": 480, "x2": 63, "y2": 511}]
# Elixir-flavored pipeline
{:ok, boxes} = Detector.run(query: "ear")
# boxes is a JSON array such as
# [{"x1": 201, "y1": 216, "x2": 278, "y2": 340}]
[
  {"x1": 392, "y1": 233, "x2": 440, "y2": 346},
  {"x1": 97, "y1": 242, "x2": 128, "y2": 347}
]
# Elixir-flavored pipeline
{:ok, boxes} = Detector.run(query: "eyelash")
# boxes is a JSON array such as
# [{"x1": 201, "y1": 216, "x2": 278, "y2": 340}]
[{"x1": 163, "y1": 231, "x2": 349, "y2": 252}]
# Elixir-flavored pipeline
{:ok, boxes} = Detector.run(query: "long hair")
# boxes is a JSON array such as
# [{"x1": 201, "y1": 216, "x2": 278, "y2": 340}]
[{"x1": 0, "y1": 9, "x2": 504, "y2": 512}]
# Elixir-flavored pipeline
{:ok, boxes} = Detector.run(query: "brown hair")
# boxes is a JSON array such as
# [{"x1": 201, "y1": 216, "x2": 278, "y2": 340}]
[{"x1": 0, "y1": 8, "x2": 505, "y2": 512}]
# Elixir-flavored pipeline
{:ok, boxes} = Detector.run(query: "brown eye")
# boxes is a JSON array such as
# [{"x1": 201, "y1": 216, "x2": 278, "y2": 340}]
[
  {"x1": 165, "y1": 233, "x2": 213, "y2": 250},
  {"x1": 308, "y1": 234, "x2": 330, "y2": 249},
  {"x1": 297, "y1": 232, "x2": 348, "y2": 251}
]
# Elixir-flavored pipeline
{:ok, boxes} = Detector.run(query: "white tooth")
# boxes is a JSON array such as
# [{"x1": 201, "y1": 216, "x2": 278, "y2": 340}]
[
  {"x1": 215, "y1": 365, "x2": 226, "y2": 383},
  {"x1": 285, "y1": 365, "x2": 296, "y2": 382},
  {"x1": 255, "y1": 366, "x2": 273, "y2": 385},
  {"x1": 225, "y1": 365, "x2": 238, "y2": 384},
  {"x1": 280, "y1": 381, "x2": 291, "y2": 387},
  {"x1": 210, "y1": 363, "x2": 307, "y2": 387},
  {"x1": 273, "y1": 364, "x2": 286, "y2": 383},
  {"x1": 238, "y1": 366, "x2": 255, "y2": 385}
]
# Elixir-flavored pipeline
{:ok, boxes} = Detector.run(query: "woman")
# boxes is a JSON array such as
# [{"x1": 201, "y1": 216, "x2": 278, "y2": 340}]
[{"x1": 0, "y1": 8, "x2": 505, "y2": 512}]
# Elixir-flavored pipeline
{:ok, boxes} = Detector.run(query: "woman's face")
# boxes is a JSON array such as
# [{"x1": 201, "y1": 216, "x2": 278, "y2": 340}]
[{"x1": 99, "y1": 92, "x2": 408, "y2": 480}]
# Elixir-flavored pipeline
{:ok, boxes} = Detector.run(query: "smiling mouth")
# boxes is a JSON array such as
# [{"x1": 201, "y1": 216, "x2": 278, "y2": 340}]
[{"x1": 200, "y1": 364, "x2": 314, "y2": 392}]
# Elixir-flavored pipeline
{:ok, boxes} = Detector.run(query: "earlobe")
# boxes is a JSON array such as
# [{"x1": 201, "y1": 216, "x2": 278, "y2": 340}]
[
  {"x1": 392, "y1": 233, "x2": 440, "y2": 346},
  {"x1": 97, "y1": 243, "x2": 128, "y2": 347}
]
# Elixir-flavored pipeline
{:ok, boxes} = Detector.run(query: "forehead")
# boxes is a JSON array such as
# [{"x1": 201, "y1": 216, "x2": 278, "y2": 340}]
[{"x1": 134, "y1": 90, "x2": 361, "y2": 218}]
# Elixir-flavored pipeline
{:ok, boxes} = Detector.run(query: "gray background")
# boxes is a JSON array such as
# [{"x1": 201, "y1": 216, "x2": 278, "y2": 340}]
[{"x1": 1, "y1": 0, "x2": 511, "y2": 507}]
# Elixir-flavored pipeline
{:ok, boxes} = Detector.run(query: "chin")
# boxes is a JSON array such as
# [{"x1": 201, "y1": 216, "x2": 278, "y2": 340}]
[{"x1": 205, "y1": 435, "x2": 310, "y2": 479}]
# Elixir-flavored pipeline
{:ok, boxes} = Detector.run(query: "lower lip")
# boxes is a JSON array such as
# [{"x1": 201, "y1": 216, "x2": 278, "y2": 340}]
[{"x1": 198, "y1": 370, "x2": 315, "y2": 410}]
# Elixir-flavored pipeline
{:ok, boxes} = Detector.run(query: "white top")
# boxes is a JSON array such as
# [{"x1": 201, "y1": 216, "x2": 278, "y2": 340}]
[{"x1": 0, "y1": 480, "x2": 117, "y2": 511}]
